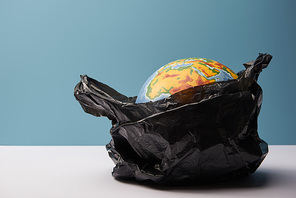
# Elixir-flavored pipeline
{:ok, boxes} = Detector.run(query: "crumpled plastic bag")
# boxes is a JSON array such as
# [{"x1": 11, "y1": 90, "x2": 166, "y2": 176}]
[{"x1": 74, "y1": 53, "x2": 272, "y2": 185}]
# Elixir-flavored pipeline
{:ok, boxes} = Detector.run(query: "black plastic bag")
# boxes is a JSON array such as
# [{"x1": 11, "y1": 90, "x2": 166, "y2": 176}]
[{"x1": 74, "y1": 53, "x2": 272, "y2": 185}]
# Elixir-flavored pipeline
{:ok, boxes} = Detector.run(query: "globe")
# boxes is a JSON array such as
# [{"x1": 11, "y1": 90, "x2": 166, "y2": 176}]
[{"x1": 135, "y1": 57, "x2": 238, "y2": 103}]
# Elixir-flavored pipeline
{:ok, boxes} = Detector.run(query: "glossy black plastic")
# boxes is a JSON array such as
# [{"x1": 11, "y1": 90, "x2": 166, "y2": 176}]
[{"x1": 74, "y1": 53, "x2": 272, "y2": 185}]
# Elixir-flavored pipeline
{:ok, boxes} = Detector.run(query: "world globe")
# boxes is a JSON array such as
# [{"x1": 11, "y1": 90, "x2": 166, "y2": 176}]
[{"x1": 135, "y1": 57, "x2": 238, "y2": 103}]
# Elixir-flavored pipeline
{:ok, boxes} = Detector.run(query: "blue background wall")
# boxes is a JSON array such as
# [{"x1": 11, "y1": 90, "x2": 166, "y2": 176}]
[{"x1": 0, "y1": 0, "x2": 295, "y2": 145}]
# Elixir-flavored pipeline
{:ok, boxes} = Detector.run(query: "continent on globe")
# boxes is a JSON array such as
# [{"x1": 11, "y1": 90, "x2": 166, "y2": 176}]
[{"x1": 136, "y1": 58, "x2": 238, "y2": 103}]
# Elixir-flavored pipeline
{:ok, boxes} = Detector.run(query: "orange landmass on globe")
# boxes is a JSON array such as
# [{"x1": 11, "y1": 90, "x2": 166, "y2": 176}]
[{"x1": 146, "y1": 58, "x2": 238, "y2": 100}]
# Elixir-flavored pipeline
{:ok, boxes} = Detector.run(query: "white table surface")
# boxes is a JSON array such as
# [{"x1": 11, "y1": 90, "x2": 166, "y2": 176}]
[{"x1": 0, "y1": 145, "x2": 295, "y2": 198}]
